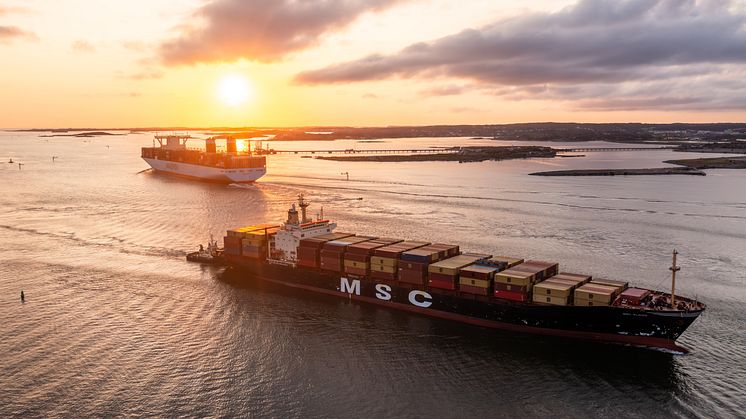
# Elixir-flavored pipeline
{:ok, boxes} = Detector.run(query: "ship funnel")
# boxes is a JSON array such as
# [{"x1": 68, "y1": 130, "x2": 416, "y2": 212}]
[
  {"x1": 226, "y1": 137, "x2": 237, "y2": 153},
  {"x1": 286, "y1": 203, "x2": 300, "y2": 225}
]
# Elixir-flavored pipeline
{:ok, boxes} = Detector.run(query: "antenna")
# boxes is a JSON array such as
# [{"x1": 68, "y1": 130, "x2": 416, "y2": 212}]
[{"x1": 669, "y1": 249, "x2": 681, "y2": 309}]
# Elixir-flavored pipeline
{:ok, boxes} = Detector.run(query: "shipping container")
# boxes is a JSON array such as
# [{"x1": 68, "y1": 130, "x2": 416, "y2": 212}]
[
  {"x1": 549, "y1": 272, "x2": 592, "y2": 286},
  {"x1": 371, "y1": 271, "x2": 397, "y2": 281},
  {"x1": 493, "y1": 290, "x2": 529, "y2": 302},
  {"x1": 460, "y1": 265, "x2": 500, "y2": 280},
  {"x1": 532, "y1": 294, "x2": 571, "y2": 306},
  {"x1": 370, "y1": 256, "x2": 397, "y2": 267},
  {"x1": 590, "y1": 278, "x2": 629, "y2": 291},
  {"x1": 574, "y1": 284, "x2": 618, "y2": 303},
  {"x1": 373, "y1": 241, "x2": 430, "y2": 258},
  {"x1": 494, "y1": 282, "x2": 529, "y2": 293},
  {"x1": 371, "y1": 264, "x2": 397, "y2": 274},
  {"x1": 345, "y1": 267, "x2": 368, "y2": 276},
  {"x1": 344, "y1": 253, "x2": 369, "y2": 263},
  {"x1": 320, "y1": 256, "x2": 344, "y2": 272},
  {"x1": 459, "y1": 284, "x2": 491, "y2": 296},
  {"x1": 459, "y1": 277, "x2": 491, "y2": 289},
  {"x1": 617, "y1": 288, "x2": 651, "y2": 306},
  {"x1": 533, "y1": 281, "x2": 574, "y2": 298},
  {"x1": 398, "y1": 269, "x2": 427, "y2": 285},
  {"x1": 573, "y1": 299, "x2": 604, "y2": 307},
  {"x1": 428, "y1": 254, "x2": 486, "y2": 275},
  {"x1": 429, "y1": 274, "x2": 458, "y2": 290},
  {"x1": 401, "y1": 248, "x2": 440, "y2": 263},
  {"x1": 398, "y1": 260, "x2": 428, "y2": 272},
  {"x1": 494, "y1": 269, "x2": 536, "y2": 287}
]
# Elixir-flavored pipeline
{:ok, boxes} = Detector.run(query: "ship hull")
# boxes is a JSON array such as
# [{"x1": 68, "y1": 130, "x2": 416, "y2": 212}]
[
  {"x1": 225, "y1": 256, "x2": 702, "y2": 352},
  {"x1": 143, "y1": 158, "x2": 266, "y2": 183}
]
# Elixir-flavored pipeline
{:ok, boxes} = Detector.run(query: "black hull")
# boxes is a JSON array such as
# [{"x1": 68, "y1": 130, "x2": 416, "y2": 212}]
[{"x1": 226, "y1": 256, "x2": 703, "y2": 352}]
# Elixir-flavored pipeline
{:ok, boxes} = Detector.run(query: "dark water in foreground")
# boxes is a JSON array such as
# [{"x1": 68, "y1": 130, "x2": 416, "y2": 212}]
[{"x1": 1, "y1": 132, "x2": 745, "y2": 417}]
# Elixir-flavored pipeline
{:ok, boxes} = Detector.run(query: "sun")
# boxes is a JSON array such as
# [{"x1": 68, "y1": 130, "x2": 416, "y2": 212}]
[{"x1": 217, "y1": 74, "x2": 253, "y2": 107}]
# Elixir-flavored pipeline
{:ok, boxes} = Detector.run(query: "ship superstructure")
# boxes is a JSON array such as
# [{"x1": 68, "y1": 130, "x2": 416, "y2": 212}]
[
  {"x1": 211, "y1": 196, "x2": 705, "y2": 352},
  {"x1": 141, "y1": 135, "x2": 266, "y2": 183}
]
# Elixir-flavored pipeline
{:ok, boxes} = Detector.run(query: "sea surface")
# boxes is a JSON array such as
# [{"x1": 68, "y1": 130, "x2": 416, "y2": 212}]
[{"x1": 1, "y1": 131, "x2": 745, "y2": 418}]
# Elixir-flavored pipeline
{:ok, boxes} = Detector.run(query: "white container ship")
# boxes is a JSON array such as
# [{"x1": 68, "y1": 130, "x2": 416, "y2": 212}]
[{"x1": 141, "y1": 135, "x2": 266, "y2": 183}]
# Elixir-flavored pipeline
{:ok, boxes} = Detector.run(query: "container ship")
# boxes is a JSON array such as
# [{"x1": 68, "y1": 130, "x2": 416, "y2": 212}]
[
  {"x1": 141, "y1": 135, "x2": 266, "y2": 183},
  {"x1": 210, "y1": 195, "x2": 705, "y2": 352}
]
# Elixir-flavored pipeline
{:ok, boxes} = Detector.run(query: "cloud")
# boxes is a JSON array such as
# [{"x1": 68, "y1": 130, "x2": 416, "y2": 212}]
[
  {"x1": 71, "y1": 40, "x2": 95, "y2": 53},
  {"x1": 418, "y1": 84, "x2": 469, "y2": 97},
  {"x1": 0, "y1": 6, "x2": 32, "y2": 16},
  {"x1": 159, "y1": 0, "x2": 410, "y2": 65},
  {"x1": 295, "y1": 0, "x2": 746, "y2": 110},
  {"x1": 0, "y1": 25, "x2": 37, "y2": 43},
  {"x1": 117, "y1": 70, "x2": 164, "y2": 81}
]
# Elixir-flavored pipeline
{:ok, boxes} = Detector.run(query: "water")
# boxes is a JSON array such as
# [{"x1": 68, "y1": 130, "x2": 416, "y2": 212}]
[{"x1": 1, "y1": 131, "x2": 745, "y2": 417}]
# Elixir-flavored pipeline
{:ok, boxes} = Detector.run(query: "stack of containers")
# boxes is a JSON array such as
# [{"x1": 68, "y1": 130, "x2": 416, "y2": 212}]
[
  {"x1": 297, "y1": 232, "x2": 355, "y2": 268},
  {"x1": 320, "y1": 236, "x2": 377, "y2": 272},
  {"x1": 370, "y1": 241, "x2": 430, "y2": 281},
  {"x1": 223, "y1": 224, "x2": 280, "y2": 257},
  {"x1": 398, "y1": 245, "x2": 447, "y2": 286},
  {"x1": 458, "y1": 265, "x2": 502, "y2": 295},
  {"x1": 428, "y1": 254, "x2": 492, "y2": 290},
  {"x1": 344, "y1": 238, "x2": 402, "y2": 277},
  {"x1": 615, "y1": 288, "x2": 651, "y2": 306},
  {"x1": 493, "y1": 261, "x2": 559, "y2": 302},
  {"x1": 573, "y1": 278, "x2": 628, "y2": 306},
  {"x1": 533, "y1": 272, "x2": 590, "y2": 305}
]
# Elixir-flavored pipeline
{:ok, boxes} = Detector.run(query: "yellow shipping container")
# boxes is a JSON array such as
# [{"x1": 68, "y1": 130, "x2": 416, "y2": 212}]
[
  {"x1": 371, "y1": 256, "x2": 397, "y2": 267},
  {"x1": 495, "y1": 270, "x2": 536, "y2": 286},
  {"x1": 574, "y1": 297, "x2": 609, "y2": 307},
  {"x1": 428, "y1": 255, "x2": 482, "y2": 275},
  {"x1": 532, "y1": 293, "x2": 571, "y2": 306},
  {"x1": 574, "y1": 284, "x2": 617, "y2": 303},
  {"x1": 590, "y1": 279, "x2": 628, "y2": 292},
  {"x1": 371, "y1": 264, "x2": 396, "y2": 274},
  {"x1": 344, "y1": 260, "x2": 369, "y2": 269},
  {"x1": 533, "y1": 280, "x2": 574, "y2": 298},
  {"x1": 459, "y1": 277, "x2": 491, "y2": 288}
]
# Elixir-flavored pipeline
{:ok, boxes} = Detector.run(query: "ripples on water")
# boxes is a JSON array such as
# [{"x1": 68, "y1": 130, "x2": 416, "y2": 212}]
[{"x1": 1, "y1": 132, "x2": 745, "y2": 417}]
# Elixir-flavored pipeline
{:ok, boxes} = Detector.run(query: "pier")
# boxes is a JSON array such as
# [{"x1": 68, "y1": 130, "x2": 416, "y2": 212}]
[{"x1": 258, "y1": 146, "x2": 676, "y2": 155}]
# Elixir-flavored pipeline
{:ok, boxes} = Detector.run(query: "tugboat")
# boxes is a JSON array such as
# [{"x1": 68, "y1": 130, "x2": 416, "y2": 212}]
[{"x1": 186, "y1": 235, "x2": 225, "y2": 265}]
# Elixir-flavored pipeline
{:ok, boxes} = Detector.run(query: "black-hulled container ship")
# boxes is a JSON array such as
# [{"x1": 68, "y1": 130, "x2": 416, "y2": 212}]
[{"x1": 209, "y1": 195, "x2": 705, "y2": 352}]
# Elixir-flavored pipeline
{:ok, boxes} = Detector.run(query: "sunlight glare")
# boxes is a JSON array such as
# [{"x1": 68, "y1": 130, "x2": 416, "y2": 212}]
[{"x1": 217, "y1": 74, "x2": 253, "y2": 107}]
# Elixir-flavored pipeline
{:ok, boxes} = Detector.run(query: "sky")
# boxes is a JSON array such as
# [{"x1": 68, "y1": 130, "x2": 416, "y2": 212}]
[{"x1": 1, "y1": 0, "x2": 746, "y2": 128}]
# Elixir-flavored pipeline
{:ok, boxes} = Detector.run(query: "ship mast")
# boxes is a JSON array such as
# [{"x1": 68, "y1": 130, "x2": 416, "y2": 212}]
[
  {"x1": 298, "y1": 194, "x2": 311, "y2": 223},
  {"x1": 669, "y1": 249, "x2": 680, "y2": 309}
]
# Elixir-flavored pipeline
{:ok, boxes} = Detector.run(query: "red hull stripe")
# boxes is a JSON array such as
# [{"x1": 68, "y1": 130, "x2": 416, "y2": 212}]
[{"x1": 256, "y1": 274, "x2": 687, "y2": 352}]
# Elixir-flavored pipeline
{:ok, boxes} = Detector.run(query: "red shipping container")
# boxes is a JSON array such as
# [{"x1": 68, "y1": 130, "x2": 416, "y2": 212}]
[
  {"x1": 320, "y1": 257, "x2": 343, "y2": 271},
  {"x1": 618, "y1": 288, "x2": 650, "y2": 305},
  {"x1": 344, "y1": 253, "x2": 369, "y2": 263},
  {"x1": 345, "y1": 267, "x2": 368, "y2": 276},
  {"x1": 320, "y1": 249, "x2": 344, "y2": 258},
  {"x1": 429, "y1": 272, "x2": 458, "y2": 283},
  {"x1": 494, "y1": 283, "x2": 529, "y2": 293},
  {"x1": 398, "y1": 269, "x2": 427, "y2": 285},
  {"x1": 460, "y1": 284, "x2": 491, "y2": 295},
  {"x1": 429, "y1": 277, "x2": 457, "y2": 290},
  {"x1": 297, "y1": 259, "x2": 318, "y2": 268},
  {"x1": 493, "y1": 290, "x2": 529, "y2": 302},
  {"x1": 371, "y1": 271, "x2": 397, "y2": 281},
  {"x1": 397, "y1": 260, "x2": 428, "y2": 272}
]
